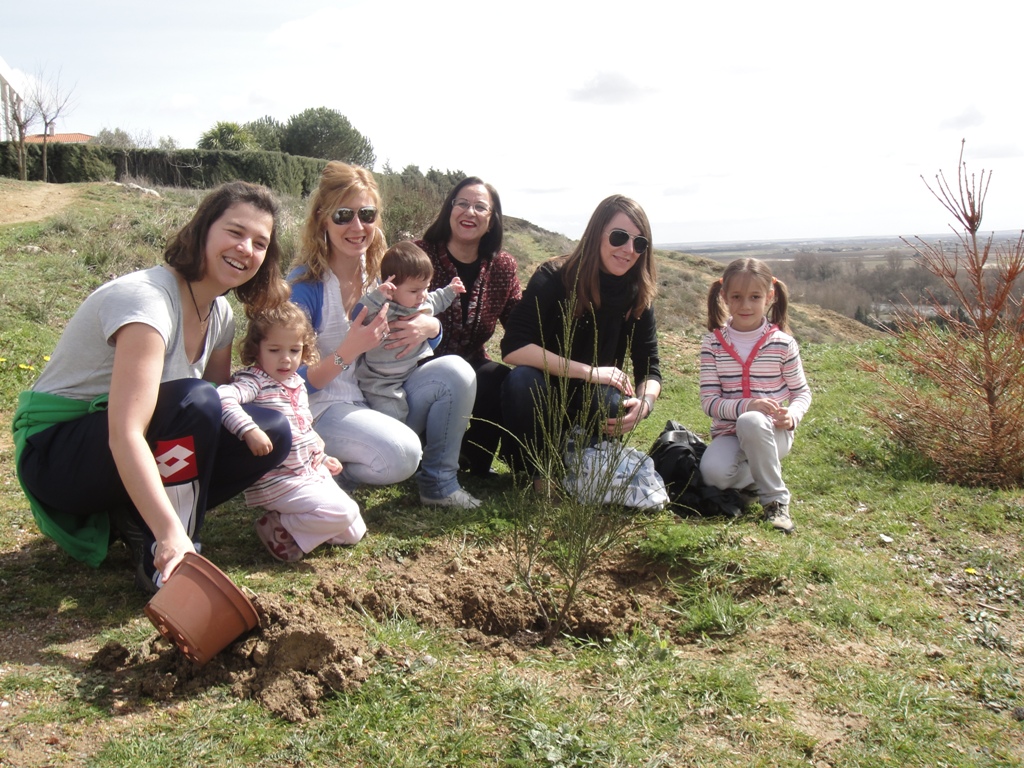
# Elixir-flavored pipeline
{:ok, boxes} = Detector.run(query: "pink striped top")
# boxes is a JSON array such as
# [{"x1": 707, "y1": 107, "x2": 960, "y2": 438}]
[
  {"x1": 217, "y1": 367, "x2": 326, "y2": 506},
  {"x1": 699, "y1": 321, "x2": 812, "y2": 438}
]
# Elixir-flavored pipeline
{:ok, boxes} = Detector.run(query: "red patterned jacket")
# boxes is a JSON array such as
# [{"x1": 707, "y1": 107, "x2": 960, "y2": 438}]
[{"x1": 416, "y1": 239, "x2": 522, "y2": 366}]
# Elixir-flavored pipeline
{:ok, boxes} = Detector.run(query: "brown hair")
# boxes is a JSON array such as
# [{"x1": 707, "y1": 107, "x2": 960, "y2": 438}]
[
  {"x1": 238, "y1": 301, "x2": 320, "y2": 368},
  {"x1": 292, "y1": 161, "x2": 386, "y2": 292},
  {"x1": 706, "y1": 257, "x2": 791, "y2": 332},
  {"x1": 380, "y1": 240, "x2": 433, "y2": 285},
  {"x1": 164, "y1": 180, "x2": 289, "y2": 316},
  {"x1": 420, "y1": 176, "x2": 504, "y2": 259},
  {"x1": 554, "y1": 194, "x2": 656, "y2": 319}
]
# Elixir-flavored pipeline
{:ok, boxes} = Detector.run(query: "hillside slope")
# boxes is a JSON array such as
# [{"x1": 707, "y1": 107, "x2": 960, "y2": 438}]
[{"x1": 0, "y1": 180, "x2": 880, "y2": 346}]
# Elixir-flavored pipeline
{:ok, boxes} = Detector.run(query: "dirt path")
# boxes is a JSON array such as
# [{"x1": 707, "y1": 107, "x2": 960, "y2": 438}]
[{"x1": 0, "y1": 179, "x2": 82, "y2": 225}]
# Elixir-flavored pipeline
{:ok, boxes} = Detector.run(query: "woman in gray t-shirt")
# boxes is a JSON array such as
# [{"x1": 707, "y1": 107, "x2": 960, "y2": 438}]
[{"x1": 14, "y1": 181, "x2": 292, "y2": 593}]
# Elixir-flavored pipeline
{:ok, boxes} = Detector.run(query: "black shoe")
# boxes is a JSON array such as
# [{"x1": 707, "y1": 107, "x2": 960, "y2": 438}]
[{"x1": 109, "y1": 506, "x2": 159, "y2": 596}]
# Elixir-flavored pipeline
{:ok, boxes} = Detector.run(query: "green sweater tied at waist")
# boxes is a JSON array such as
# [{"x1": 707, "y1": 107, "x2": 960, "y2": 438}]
[{"x1": 12, "y1": 390, "x2": 111, "y2": 567}]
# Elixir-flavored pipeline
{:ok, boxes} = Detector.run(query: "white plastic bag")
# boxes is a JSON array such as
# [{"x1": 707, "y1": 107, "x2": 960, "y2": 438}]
[{"x1": 564, "y1": 440, "x2": 668, "y2": 510}]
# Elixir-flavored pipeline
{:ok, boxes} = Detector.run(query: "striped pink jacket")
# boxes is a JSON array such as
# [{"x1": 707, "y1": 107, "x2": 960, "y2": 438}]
[
  {"x1": 217, "y1": 367, "x2": 325, "y2": 506},
  {"x1": 699, "y1": 323, "x2": 812, "y2": 438}
]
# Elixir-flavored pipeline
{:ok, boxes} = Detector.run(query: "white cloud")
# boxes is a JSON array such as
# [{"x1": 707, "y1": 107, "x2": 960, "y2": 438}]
[
  {"x1": 941, "y1": 106, "x2": 985, "y2": 130},
  {"x1": 569, "y1": 72, "x2": 654, "y2": 104}
]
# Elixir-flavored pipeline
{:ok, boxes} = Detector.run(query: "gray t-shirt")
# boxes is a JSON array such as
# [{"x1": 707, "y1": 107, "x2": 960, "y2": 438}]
[{"x1": 32, "y1": 266, "x2": 234, "y2": 401}]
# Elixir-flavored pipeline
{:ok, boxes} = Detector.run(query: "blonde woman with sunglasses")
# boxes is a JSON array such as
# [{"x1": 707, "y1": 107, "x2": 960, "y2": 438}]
[
  {"x1": 289, "y1": 162, "x2": 481, "y2": 509},
  {"x1": 500, "y1": 194, "x2": 662, "y2": 481}
]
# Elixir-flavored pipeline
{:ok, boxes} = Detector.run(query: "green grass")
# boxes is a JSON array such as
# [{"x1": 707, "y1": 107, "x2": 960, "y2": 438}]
[{"x1": 1, "y1": 180, "x2": 1023, "y2": 766}]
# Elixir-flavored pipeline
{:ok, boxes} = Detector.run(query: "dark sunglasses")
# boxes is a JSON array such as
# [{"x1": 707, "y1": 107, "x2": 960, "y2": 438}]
[
  {"x1": 608, "y1": 228, "x2": 649, "y2": 255},
  {"x1": 331, "y1": 206, "x2": 378, "y2": 225}
]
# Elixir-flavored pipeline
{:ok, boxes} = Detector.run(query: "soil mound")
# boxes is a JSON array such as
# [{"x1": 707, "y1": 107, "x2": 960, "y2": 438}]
[{"x1": 88, "y1": 542, "x2": 684, "y2": 719}]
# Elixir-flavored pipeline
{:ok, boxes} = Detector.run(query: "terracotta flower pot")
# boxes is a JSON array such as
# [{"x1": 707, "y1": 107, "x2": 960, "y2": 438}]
[{"x1": 143, "y1": 552, "x2": 259, "y2": 666}]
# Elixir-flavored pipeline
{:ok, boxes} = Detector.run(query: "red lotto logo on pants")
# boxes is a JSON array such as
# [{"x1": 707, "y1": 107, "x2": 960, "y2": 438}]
[{"x1": 155, "y1": 436, "x2": 199, "y2": 484}]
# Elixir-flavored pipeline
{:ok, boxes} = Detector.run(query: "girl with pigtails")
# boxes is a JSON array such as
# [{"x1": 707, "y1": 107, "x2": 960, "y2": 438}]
[{"x1": 698, "y1": 258, "x2": 812, "y2": 533}]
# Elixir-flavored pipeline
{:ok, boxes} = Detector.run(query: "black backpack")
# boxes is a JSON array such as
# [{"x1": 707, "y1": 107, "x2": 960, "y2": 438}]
[{"x1": 649, "y1": 420, "x2": 744, "y2": 519}]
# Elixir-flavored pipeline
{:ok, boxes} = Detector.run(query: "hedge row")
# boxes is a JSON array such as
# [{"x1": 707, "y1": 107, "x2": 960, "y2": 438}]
[{"x1": 0, "y1": 142, "x2": 327, "y2": 196}]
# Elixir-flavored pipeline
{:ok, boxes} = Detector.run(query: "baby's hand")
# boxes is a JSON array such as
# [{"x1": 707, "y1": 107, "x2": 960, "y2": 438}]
[
  {"x1": 378, "y1": 276, "x2": 397, "y2": 300},
  {"x1": 449, "y1": 276, "x2": 466, "y2": 294},
  {"x1": 323, "y1": 456, "x2": 343, "y2": 476},
  {"x1": 243, "y1": 428, "x2": 273, "y2": 456}
]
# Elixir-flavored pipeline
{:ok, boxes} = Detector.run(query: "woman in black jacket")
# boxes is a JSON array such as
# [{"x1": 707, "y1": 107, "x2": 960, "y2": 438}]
[{"x1": 500, "y1": 194, "x2": 661, "y2": 480}]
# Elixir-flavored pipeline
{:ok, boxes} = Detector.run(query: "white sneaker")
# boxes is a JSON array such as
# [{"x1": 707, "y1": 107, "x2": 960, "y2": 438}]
[
  {"x1": 762, "y1": 501, "x2": 795, "y2": 534},
  {"x1": 420, "y1": 488, "x2": 482, "y2": 509}
]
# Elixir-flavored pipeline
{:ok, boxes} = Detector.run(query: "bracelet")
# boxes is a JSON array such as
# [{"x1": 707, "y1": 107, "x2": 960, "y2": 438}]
[{"x1": 642, "y1": 395, "x2": 656, "y2": 419}]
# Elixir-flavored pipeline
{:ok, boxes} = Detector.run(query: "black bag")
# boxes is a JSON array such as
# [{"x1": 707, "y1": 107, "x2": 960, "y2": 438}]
[{"x1": 649, "y1": 420, "x2": 744, "y2": 519}]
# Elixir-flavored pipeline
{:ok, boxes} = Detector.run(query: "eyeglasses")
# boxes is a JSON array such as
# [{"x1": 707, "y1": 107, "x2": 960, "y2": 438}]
[
  {"x1": 453, "y1": 199, "x2": 492, "y2": 214},
  {"x1": 608, "y1": 229, "x2": 649, "y2": 255},
  {"x1": 331, "y1": 206, "x2": 378, "y2": 225}
]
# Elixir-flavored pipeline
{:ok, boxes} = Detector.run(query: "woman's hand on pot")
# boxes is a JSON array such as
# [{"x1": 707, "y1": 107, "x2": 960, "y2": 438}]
[{"x1": 154, "y1": 530, "x2": 197, "y2": 584}]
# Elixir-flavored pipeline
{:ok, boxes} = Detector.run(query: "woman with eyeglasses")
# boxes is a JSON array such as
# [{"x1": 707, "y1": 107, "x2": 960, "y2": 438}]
[
  {"x1": 500, "y1": 194, "x2": 661, "y2": 482},
  {"x1": 289, "y1": 162, "x2": 481, "y2": 509},
  {"x1": 414, "y1": 177, "x2": 522, "y2": 477}
]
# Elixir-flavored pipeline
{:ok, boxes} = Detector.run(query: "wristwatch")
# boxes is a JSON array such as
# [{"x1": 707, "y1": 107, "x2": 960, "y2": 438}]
[{"x1": 333, "y1": 354, "x2": 350, "y2": 371}]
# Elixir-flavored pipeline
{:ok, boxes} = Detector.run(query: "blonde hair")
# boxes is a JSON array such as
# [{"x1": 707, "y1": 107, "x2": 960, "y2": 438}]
[
  {"x1": 706, "y1": 258, "x2": 791, "y2": 332},
  {"x1": 292, "y1": 161, "x2": 387, "y2": 293},
  {"x1": 239, "y1": 302, "x2": 320, "y2": 367}
]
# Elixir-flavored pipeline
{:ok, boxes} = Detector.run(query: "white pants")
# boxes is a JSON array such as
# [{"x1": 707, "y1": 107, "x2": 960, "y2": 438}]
[
  {"x1": 263, "y1": 465, "x2": 367, "y2": 552},
  {"x1": 699, "y1": 411, "x2": 794, "y2": 506}
]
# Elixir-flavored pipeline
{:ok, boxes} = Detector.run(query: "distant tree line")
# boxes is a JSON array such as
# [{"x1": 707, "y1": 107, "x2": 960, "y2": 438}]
[
  {"x1": 768, "y1": 249, "x2": 1011, "y2": 329},
  {"x1": 195, "y1": 108, "x2": 375, "y2": 169}
]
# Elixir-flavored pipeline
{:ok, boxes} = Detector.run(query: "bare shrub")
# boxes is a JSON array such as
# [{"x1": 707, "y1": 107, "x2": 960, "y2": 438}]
[
  {"x1": 863, "y1": 142, "x2": 1024, "y2": 487},
  {"x1": 501, "y1": 291, "x2": 651, "y2": 644}
]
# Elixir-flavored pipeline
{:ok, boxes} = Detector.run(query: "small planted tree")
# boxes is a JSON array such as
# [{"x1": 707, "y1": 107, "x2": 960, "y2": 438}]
[
  {"x1": 502, "y1": 291, "x2": 655, "y2": 644},
  {"x1": 864, "y1": 141, "x2": 1024, "y2": 487},
  {"x1": 281, "y1": 107, "x2": 374, "y2": 168}
]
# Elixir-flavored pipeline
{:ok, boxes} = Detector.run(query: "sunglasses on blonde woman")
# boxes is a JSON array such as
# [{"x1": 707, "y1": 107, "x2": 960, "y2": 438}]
[
  {"x1": 331, "y1": 206, "x2": 378, "y2": 225},
  {"x1": 608, "y1": 228, "x2": 649, "y2": 255}
]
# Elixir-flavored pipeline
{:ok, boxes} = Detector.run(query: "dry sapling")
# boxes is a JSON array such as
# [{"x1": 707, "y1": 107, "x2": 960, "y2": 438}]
[{"x1": 863, "y1": 141, "x2": 1024, "y2": 487}]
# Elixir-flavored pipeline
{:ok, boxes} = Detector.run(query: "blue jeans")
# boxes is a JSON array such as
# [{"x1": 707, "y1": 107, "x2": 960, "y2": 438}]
[
  {"x1": 501, "y1": 365, "x2": 621, "y2": 474},
  {"x1": 314, "y1": 355, "x2": 476, "y2": 500}
]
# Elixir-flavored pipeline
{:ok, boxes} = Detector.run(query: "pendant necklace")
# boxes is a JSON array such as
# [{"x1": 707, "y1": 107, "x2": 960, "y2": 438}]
[{"x1": 186, "y1": 281, "x2": 213, "y2": 326}]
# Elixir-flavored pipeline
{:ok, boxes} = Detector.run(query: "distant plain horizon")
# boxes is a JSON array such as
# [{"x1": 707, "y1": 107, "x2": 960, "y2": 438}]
[{"x1": 659, "y1": 229, "x2": 1023, "y2": 251}]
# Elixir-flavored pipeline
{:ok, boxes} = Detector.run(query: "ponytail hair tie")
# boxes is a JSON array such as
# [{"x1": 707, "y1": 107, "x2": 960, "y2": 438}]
[
  {"x1": 717, "y1": 277, "x2": 724, "y2": 285},
  {"x1": 772, "y1": 277, "x2": 778, "y2": 285}
]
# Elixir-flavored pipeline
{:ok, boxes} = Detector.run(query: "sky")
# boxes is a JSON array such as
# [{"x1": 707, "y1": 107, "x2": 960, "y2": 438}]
[{"x1": 3, "y1": 0, "x2": 1024, "y2": 244}]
